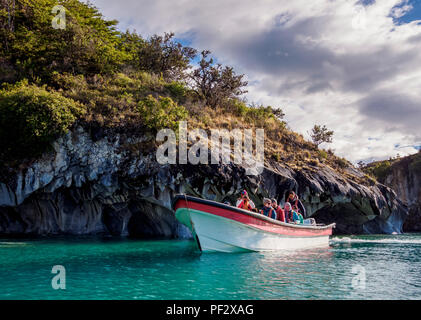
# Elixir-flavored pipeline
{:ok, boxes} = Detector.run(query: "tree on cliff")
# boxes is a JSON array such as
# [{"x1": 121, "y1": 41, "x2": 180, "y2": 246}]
[
  {"x1": 309, "y1": 124, "x2": 334, "y2": 147},
  {"x1": 0, "y1": 0, "x2": 127, "y2": 83},
  {"x1": 1, "y1": 0, "x2": 344, "y2": 176},
  {"x1": 189, "y1": 50, "x2": 248, "y2": 109},
  {"x1": 129, "y1": 32, "x2": 197, "y2": 81}
]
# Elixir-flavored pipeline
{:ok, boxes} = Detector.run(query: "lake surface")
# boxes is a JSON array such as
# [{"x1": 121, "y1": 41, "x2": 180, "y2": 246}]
[{"x1": 1, "y1": 234, "x2": 421, "y2": 300}]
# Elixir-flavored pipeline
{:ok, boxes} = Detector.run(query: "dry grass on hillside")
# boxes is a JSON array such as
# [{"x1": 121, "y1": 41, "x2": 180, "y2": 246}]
[{"x1": 184, "y1": 104, "x2": 355, "y2": 178}]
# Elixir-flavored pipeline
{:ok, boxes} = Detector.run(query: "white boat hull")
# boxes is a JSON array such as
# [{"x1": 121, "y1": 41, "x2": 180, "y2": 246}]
[{"x1": 177, "y1": 208, "x2": 330, "y2": 253}]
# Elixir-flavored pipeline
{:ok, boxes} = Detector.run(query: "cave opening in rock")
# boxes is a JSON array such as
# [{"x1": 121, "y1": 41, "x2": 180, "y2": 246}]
[
  {"x1": 312, "y1": 203, "x2": 368, "y2": 235},
  {"x1": 126, "y1": 200, "x2": 191, "y2": 239}
]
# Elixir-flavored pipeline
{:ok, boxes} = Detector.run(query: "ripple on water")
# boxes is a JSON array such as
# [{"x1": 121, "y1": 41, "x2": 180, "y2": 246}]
[{"x1": 0, "y1": 236, "x2": 420, "y2": 299}]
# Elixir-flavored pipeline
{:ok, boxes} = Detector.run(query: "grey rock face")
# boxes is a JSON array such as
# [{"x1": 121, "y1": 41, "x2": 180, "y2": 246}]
[
  {"x1": 0, "y1": 127, "x2": 408, "y2": 237},
  {"x1": 382, "y1": 157, "x2": 421, "y2": 232}
]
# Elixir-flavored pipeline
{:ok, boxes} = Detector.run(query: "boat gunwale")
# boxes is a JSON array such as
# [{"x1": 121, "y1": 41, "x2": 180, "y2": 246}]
[{"x1": 172, "y1": 194, "x2": 335, "y2": 231}]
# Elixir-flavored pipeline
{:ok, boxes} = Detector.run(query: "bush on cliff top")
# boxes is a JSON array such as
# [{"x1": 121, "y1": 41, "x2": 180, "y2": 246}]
[
  {"x1": 0, "y1": 0, "x2": 128, "y2": 83},
  {"x1": 137, "y1": 95, "x2": 188, "y2": 132},
  {"x1": 0, "y1": 0, "x2": 357, "y2": 178},
  {"x1": 362, "y1": 160, "x2": 392, "y2": 182},
  {"x1": 0, "y1": 81, "x2": 84, "y2": 163}
]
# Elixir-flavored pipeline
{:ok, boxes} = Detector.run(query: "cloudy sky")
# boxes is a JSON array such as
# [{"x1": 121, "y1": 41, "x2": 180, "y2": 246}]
[{"x1": 90, "y1": 0, "x2": 421, "y2": 163}]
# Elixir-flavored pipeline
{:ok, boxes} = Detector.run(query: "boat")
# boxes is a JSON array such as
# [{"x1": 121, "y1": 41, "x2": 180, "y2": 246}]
[{"x1": 173, "y1": 194, "x2": 336, "y2": 253}]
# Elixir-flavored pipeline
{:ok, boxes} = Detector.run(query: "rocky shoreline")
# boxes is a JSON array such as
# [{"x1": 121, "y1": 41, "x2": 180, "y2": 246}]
[{"x1": 0, "y1": 126, "x2": 408, "y2": 237}]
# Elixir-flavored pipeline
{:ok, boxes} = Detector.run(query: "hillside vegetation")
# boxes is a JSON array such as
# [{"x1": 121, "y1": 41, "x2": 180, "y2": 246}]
[
  {"x1": 362, "y1": 151, "x2": 421, "y2": 183},
  {"x1": 1, "y1": 0, "x2": 354, "y2": 178}
]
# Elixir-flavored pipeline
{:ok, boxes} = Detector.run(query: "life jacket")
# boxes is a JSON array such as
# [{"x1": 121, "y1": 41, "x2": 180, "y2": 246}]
[
  {"x1": 274, "y1": 206, "x2": 285, "y2": 222},
  {"x1": 284, "y1": 209, "x2": 294, "y2": 223},
  {"x1": 286, "y1": 209, "x2": 303, "y2": 224},
  {"x1": 261, "y1": 206, "x2": 276, "y2": 220},
  {"x1": 290, "y1": 196, "x2": 301, "y2": 213},
  {"x1": 238, "y1": 199, "x2": 253, "y2": 211}
]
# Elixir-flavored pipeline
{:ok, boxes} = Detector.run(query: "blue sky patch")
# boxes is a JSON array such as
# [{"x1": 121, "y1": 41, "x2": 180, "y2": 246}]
[{"x1": 393, "y1": 0, "x2": 421, "y2": 24}]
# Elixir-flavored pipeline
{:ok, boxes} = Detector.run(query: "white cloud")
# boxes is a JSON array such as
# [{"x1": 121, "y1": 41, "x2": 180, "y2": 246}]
[{"x1": 91, "y1": 0, "x2": 421, "y2": 163}]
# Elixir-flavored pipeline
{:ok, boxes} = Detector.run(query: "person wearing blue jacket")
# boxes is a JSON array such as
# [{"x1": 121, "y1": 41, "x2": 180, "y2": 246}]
[
  {"x1": 260, "y1": 198, "x2": 277, "y2": 220},
  {"x1": 284, "y1": 202, "x2": 304, "y2": 224}
]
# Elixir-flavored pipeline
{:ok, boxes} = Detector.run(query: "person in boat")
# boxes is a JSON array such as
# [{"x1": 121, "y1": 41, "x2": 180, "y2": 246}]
[
  {"x1": 236, "y1": 190, "x2": 256, "y2": 212},
  {"x1": 284, "y1": 202, "x2": 304, "y2": 224},
  {"x1": 285, "y1": 190, "x2": 306, "y2": 218},
  {"x1": 271, "y1": 198, "x2": 285, "y2": 223},
  {"x1": 260, "y1": 198, "x2": 277, "y2": 220}
]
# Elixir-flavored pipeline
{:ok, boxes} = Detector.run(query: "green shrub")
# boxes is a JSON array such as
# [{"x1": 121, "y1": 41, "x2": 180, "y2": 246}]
[
  {"x1": 318, "y1": 149, "x2": 328, "y2": 160},
  {"x1": 364, "y1": 174, "x2": 377, "y2": 185},
  {"x1": 336, "y1": 157, "x2": 349, "y2": 169},
  {"x1": 1, "y1": 0, "x2": 128, "y2": 83},
  {"x1": 164, "y1": 81, "x2": 187, "y2": 100},
  {"x1": 229, "y1": 100, "x2": 248, "y2": 117},
  {"x1": 0, "y1": 81, "x2": 84, "y2": 163},
  {"x1": 51, "y1": 72, "x2": 89, "y2": 92},
  {"x1": 373, "y1": 161, "x2": 392, "y2": 180},
  {"x1": 229, "y1": 100, "x2": 285, "y2": 125},
  {"x1": 363, "y1": 160, "x2": 392, "y2": 182},
  {"x1": 136, "y1": 95, "x2": 188, "y2": 131},
  {"x1": 138, "y1": 72, "x2": 165, "y2": 91},
  {"x1": 110, "y1": 73, "x2": 141, "y2": 89},
  {"x1": 246, "y1": 105, "x2": 275, "y2": 122}
]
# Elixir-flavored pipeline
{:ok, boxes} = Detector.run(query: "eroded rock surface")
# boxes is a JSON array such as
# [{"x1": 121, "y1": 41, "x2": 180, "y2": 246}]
[
  {"x1": 382, "y1": 156, "x2": 421, "y2": 232},
  {"x1": 0, "y1": 127, "x2": 408, "y2": 237}
]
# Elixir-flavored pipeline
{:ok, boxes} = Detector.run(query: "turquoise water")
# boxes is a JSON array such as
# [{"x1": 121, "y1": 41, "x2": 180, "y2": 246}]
[{"x1": 1, "y1": 234, "x2": 421, "y2": 300}]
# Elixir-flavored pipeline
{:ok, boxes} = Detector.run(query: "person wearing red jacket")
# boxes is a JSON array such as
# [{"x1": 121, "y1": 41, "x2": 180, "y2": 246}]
[
  {"x1": 271, "y1": 198, "x2": 285, "y2": 222},
  {"x1": 285, "y1": 190, "x2": 306, "y2": 218},
  {"x1": 236, "y1": 190, "x2": 256, "y2": 212}
]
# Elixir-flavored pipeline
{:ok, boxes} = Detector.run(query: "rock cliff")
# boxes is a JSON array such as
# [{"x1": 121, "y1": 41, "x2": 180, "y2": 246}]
[
  {"x1": 0, "y1": 126, "x2": 408, "y2": 237},
  {"x1": 381, "y1": 153, "x2": 421, "y2": 231}
]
